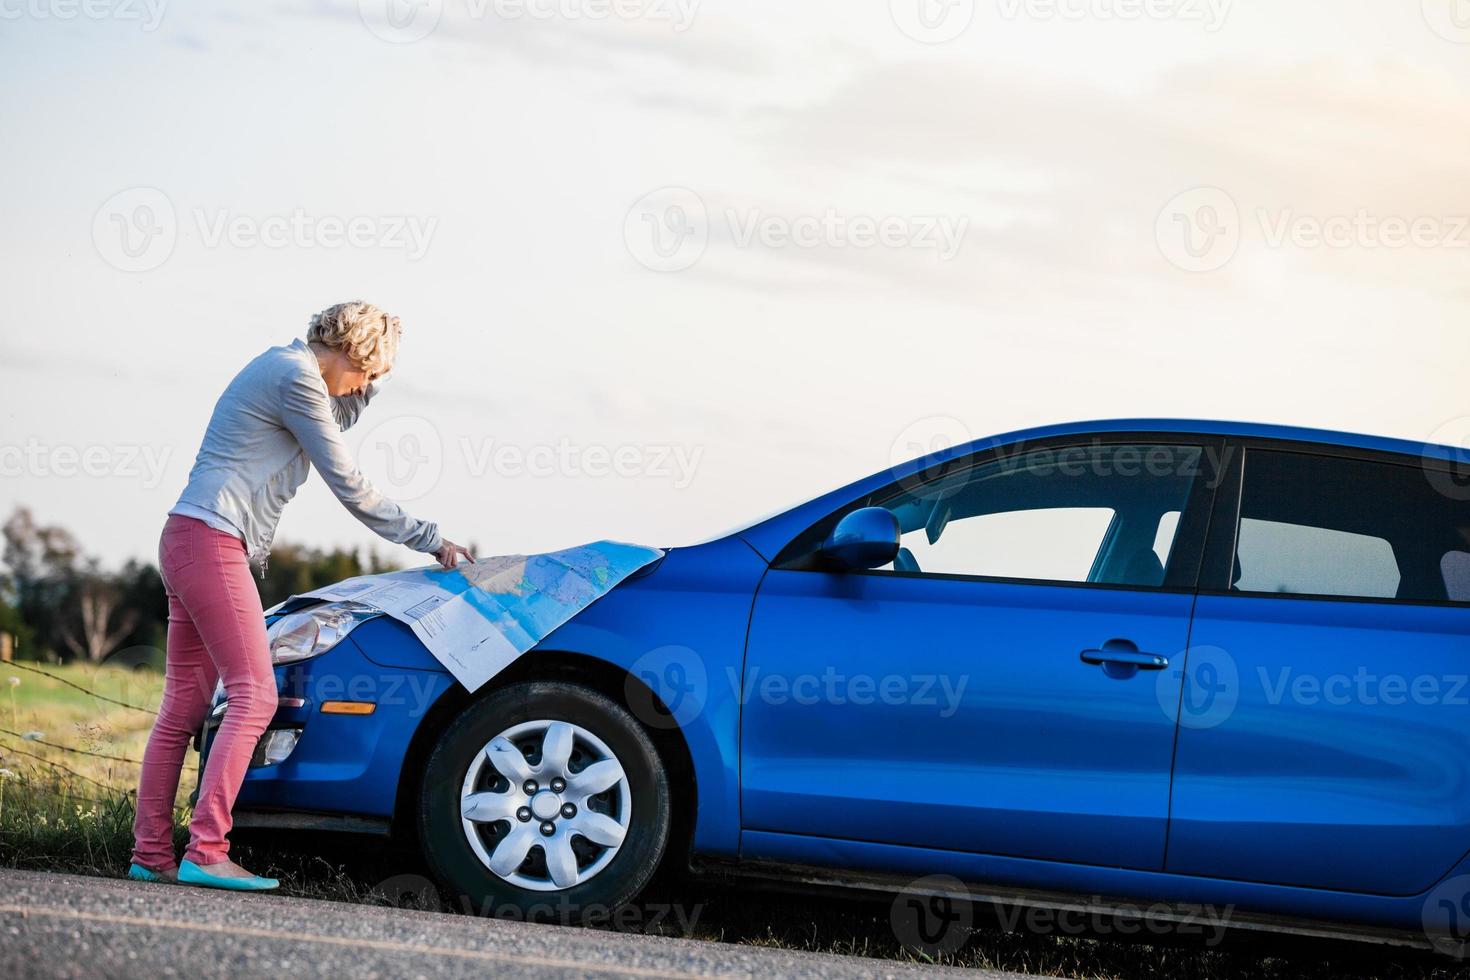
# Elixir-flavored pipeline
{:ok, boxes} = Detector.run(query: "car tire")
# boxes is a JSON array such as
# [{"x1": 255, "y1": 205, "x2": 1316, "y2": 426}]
[{"x1": 417, "y1": 680, "x2": 670, "y2": 922}]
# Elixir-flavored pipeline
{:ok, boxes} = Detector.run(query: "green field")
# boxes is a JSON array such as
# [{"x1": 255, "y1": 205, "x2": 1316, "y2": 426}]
[
  {"x1": 0, "y1": 662, "x2": 176, "y2": 876},
  {"x1": 0, "y1": 663, "x2": 1459, "y2": 979}
]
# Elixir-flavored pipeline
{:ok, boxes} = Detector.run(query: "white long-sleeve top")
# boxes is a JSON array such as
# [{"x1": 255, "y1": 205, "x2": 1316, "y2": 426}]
[{"x1": 170, "y1": 338, "x2": 441, "y2": 570}]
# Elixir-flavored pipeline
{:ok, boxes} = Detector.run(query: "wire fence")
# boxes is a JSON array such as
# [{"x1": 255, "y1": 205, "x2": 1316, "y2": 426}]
[
  {"x1": 0, "y1": 661, "x2": 157, "y2": 803},
  {"x1": 0, "y1": 728, "x2": 142, "y2": 766},
  {"x1": 3, "y1": 660, "x2": 158, "y2": 716},
  {"x1": 0, "y1": 741, "x2": 133, "y2": 798},
  {"x1": 0, "y1": 662, "x2": 196, "y2": 827}
]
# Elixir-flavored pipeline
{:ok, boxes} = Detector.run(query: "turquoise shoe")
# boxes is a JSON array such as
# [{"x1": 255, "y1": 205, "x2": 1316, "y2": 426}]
[
  {"x1": 178, "y1": 859, "x2": 279, "y2": 891},
  {"x1": 128, "y1": 863, "x2": 176, "y2": 884}
]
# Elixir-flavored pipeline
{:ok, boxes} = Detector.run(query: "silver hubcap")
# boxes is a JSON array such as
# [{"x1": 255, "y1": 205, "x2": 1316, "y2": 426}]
[{"x1": 460, "y1": 719, "x2": 631, "y2": 892}]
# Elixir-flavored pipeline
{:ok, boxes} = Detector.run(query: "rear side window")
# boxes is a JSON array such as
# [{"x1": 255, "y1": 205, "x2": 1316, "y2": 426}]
[
  {"x1": 1236, "y1": 520, "x2": 1399, "y2": 598},
  {"x1": 1233, "y1": 450, "x2": 1470, "y2": 603}
]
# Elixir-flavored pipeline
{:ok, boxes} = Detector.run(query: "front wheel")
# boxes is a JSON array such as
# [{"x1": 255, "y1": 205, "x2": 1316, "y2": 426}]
[{"x1": 418, "y1": 680, "x2": 670, "y2": 921}]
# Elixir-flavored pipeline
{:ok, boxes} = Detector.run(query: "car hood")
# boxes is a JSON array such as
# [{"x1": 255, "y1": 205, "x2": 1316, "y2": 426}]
[{"x1": 267, "y1": 541, "x2": 667, "y2": 691}]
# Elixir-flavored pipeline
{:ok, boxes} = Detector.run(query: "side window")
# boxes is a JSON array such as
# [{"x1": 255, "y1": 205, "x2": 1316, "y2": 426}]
[
  {"x1": 869, "y1": 443, "x2": 1204, "y2": 587},
  {"x1": 1232, "y1": 450, "x2": 1470, "y2": 603},
  {"x1": 1235, "y1": 520, "x2": 1399, "y2": 598},
  {"x1": 896, "y1": 507, "x2": 1116, "y2": 580}
]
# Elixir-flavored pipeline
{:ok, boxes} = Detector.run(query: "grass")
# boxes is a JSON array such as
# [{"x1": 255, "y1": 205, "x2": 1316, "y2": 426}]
[
  {"x1": 677, "y1": 889, "x2": 1461, "y2": 978},
  {"x1": 0, "y1": 661, "x2": 184, "y2": 876},
  {"x1": 0, "y1": 663, "x2": 1463, "y2": 978}
]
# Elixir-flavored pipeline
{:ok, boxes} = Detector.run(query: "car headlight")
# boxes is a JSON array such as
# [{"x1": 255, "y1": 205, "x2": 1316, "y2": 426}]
[{"x1": 266, "y1": 602, "x2": 380, "y2": 666}]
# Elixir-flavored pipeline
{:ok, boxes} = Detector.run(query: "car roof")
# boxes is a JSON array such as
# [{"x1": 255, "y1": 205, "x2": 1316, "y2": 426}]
[
  {"x1": 735, "y1": 417, "x2": 1470, "y2": 560},
  {"x1": 959, "y1": 417, "x2": 1465, "y2": 462}
]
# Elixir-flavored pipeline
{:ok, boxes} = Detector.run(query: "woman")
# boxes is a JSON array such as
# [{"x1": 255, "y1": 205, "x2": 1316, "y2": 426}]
[{"x1": 129, "y1": 302, "x2": 474, "y2": 891}]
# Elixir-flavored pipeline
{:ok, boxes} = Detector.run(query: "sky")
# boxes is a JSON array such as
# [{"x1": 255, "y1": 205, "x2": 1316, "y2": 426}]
[{"x1": 2, "y1": 0, "x2": 1469, "y2": 567}]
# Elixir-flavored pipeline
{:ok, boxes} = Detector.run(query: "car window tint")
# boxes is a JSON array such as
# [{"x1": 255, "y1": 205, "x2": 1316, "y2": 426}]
[
  {"x1": 1234, "y1": 449, "x2": 1470, "y2": 603},
  {"x1": 1443, "y1": 551, "x2": 1470, "y2": 602},
  {"x1": 1235, "y1": 519, "x2": 1399, "y2": 598},
  {"x1": 873, "y1": 443, "x2": 1203, "y2": 587}
]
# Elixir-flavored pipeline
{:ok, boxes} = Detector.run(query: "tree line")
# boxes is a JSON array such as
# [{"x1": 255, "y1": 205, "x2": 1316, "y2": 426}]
[{"x1": 0, "y1": 507, "x2": 397, "y2": 666}]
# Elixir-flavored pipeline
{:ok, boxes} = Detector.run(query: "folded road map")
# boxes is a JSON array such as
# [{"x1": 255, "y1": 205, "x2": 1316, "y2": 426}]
[{"x1": 289, "y1": 541, "x2": 664, "y2": 690}]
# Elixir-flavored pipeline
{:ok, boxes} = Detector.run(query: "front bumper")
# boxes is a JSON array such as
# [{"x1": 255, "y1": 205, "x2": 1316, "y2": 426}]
[{"x1": 194, "y1": 633, "x2": 457, "y2": 825}]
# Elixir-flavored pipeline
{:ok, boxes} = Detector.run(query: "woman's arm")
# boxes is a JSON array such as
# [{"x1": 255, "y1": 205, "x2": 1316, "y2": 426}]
[
  {"x1": 276, "y1": 369, "x2": 443, "y2": 555},
  {"x1": 330, "y1": 376, "x2": 386, "y2": 431}
]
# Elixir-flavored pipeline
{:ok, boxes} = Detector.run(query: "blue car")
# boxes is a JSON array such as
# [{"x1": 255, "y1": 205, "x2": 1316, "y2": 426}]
[{"x1": 205, "y1": 418, "x2": 1470, "y2": 947}]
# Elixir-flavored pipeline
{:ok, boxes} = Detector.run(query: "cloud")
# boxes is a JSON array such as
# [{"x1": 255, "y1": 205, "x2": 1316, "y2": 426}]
[
  {"x1": 733, "y1": 57, "x2": 1470, "y2": 299},
  {"x1": 287, "y1": 0, "x2": 774, "y2": 74}
]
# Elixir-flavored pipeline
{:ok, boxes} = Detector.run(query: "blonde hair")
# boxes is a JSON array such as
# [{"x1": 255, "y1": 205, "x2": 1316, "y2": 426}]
[{"x1": 306, "y1": 301, "x2": 399, "y2": 376}]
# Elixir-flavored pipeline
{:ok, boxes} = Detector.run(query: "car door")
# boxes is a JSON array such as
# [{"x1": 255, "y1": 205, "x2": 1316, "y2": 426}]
[
  {"x1": 1166, "y1": 442, "x2": 1470, "y2": 895},
  {"x1": 739, "y1": 437, "x2": 1221, "y2": 871}
]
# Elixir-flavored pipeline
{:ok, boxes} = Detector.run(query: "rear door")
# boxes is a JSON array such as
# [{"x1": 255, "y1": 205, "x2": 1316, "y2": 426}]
[{"x1": 1166, "y1": 442, "x2": 1470, "y2": 895}]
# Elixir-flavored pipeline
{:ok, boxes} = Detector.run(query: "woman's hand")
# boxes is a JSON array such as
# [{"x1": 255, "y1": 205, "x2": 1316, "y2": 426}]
[{"x1": 435, "y1": 539, "x2": 476, "y2": 569}]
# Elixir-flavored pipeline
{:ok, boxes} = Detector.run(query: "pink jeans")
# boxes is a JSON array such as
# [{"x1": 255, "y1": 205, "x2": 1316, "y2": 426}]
[{"x1": 131, "y1": 515, "x2": 277, "y2": 869}]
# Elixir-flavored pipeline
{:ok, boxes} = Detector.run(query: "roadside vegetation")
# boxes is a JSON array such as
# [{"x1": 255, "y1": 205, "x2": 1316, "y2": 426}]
[
  {"x1": 0, "y1": 662, "x2": 174, "y2": 876},
  {"x1": 0, "y1": 506, "x2": 400, "y2": 671},
  {"x1": 1, "y1": 662, "x2": 1459, "y2": 979}
]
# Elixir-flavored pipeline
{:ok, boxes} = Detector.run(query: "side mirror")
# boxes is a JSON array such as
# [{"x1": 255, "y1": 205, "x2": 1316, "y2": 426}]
[{"x1": 819, "y1": 507, "x2": 900, "y2": 571}]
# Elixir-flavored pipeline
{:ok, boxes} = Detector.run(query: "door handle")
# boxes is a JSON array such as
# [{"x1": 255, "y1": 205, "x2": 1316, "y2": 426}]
[{"x1": 1080, "y1": 640, "x2": 1169, "y2": 670}]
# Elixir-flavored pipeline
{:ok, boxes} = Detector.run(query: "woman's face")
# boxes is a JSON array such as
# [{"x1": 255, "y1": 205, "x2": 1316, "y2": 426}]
[
  {"x1": 323, "y1": 354, "x2": 383, "y2": 398},
  {"x1": 331, "y1": 363, "x2": 370, "y2": 398}
]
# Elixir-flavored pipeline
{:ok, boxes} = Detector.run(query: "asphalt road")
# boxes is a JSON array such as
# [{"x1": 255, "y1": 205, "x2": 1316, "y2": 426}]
[{"x1": 0, "y1": 869, "x2": 1027, "y2": 980}]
